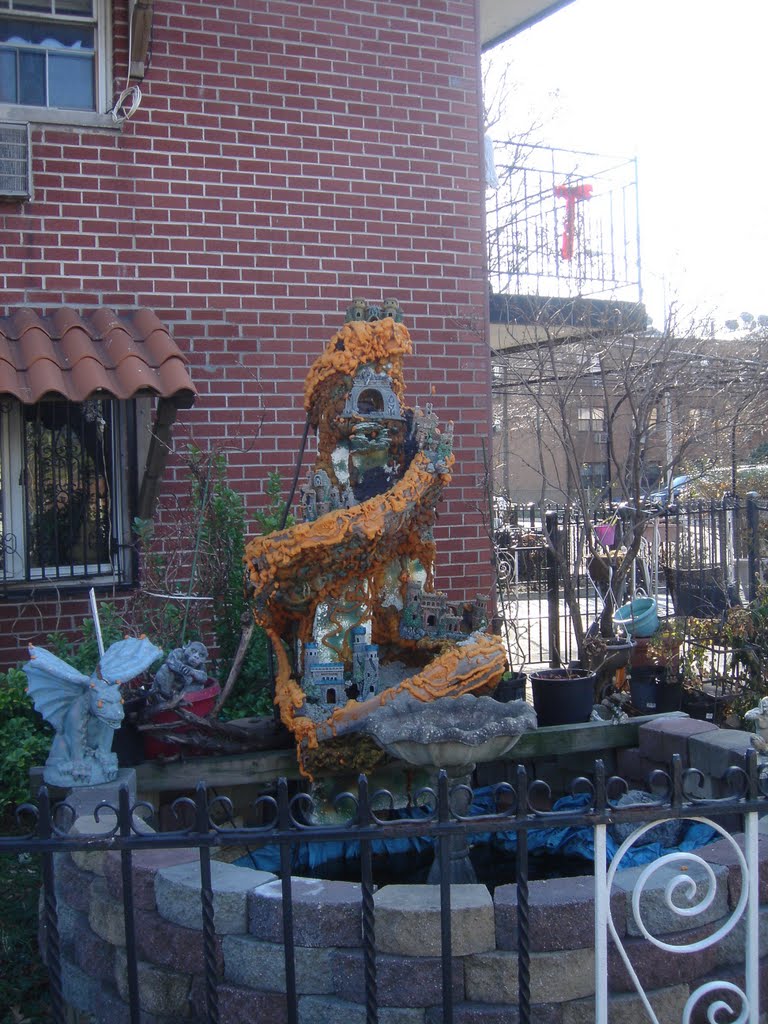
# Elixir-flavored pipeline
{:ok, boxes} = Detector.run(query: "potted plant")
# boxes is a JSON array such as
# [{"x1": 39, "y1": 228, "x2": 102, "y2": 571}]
[
  {"x1": 663, "y1": 563, "x2": 738, "y2": 617},
  {"x1": 494, "y1": 668, "x2": 527, "y2": 702},
  {"x1": 690, "y1": 588, "x2": 768, "y2": 726},
  {"x1": 529, "y1": 665, "x2": 598, "y2": 726},
  {"x1": 628, "y1": 619, "x2": 685, "y2": 714}
]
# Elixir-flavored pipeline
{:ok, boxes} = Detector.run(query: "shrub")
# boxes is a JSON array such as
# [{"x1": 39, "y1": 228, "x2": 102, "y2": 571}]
[{"x1": 0, "y1": 668, "x2": 52, "y2": 821}]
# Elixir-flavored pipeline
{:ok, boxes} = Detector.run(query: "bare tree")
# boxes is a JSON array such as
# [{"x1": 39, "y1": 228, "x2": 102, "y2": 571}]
[{"x1": 491, "y1": 303, "x2": 768, "y2": 657}]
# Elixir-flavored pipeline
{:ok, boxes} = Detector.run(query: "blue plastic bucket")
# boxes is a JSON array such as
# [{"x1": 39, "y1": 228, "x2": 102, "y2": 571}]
[{"x1": 613, "y1": 596, "x2": 659, "y2": 638}]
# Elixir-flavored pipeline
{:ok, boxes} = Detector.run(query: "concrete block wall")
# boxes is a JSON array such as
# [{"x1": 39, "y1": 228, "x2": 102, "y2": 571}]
[
  {"x1": 0, "y1": 0, "x2": 493, "y2": 667},
  {"x1": 617, "y1": 718, "x2": 762, "y2": 801},
  {"x1": 47, "y1": 808, "x2": 768, "y2": 1023}
]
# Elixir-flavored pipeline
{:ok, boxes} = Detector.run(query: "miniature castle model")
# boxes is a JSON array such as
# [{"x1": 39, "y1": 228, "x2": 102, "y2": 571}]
[
  {"x1": 342, "y1": 367, "x2": 404, "y2": 421},
  {"x1": 300, "y1": 468, "x2": 354, "y2": 523},
  {"x1": 400, "y1": 583, "x2": 488, "y2": 641},
  {"x1": 303, "y1": 628, "x2": 381, "y2": 709},
  {"x1": 351, "y1": 626, "x2": 380, "y2": 698}
]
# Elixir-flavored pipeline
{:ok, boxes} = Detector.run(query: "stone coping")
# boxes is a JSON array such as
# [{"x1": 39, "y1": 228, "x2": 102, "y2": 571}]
[
  {"x1": 50, "y1": 814, "x2": 767, "y2": 1023},
  {"x1": 46, "y1": 716, "x2": 768, "y2": 1021}
]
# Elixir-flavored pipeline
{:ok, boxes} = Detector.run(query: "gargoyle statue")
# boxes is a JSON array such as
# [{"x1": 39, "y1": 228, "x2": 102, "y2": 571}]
[
  {"x1": 24, "y1": 636, "x2": 163, "y2": 788},
  {"x1": 149, "y1": 641, "x2": 210, "y2": 702}
]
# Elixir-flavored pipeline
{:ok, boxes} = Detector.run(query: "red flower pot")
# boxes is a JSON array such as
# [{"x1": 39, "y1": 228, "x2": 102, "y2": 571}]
[{"x1": 143, "y1": 681, "x2": 221, "y2": 759}]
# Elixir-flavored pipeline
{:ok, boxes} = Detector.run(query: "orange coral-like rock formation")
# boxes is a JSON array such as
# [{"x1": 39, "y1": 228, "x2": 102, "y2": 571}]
[
  {"x1": 303, "y1": 317, "x2": 411, "y2": 420},
  {"x1": 245, "y1": 316, "x2": 505, "y2": 772}
]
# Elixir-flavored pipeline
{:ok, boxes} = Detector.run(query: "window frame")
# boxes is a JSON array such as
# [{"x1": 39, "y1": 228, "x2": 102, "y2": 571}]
[
  {"x1": 0, "y1": 396, "x2": 132, "y2": 588},
  {"x1": 576, "y1": 406, "x2": 605, "y2": 431},
  {"x1": 0, "y1": 0, "x2": 113, "y2": 126}
]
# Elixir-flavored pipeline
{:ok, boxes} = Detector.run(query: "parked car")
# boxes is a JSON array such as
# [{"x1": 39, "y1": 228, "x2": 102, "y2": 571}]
[{"x1": 644, "y1": 475, "x2": 693, "y2": 506}]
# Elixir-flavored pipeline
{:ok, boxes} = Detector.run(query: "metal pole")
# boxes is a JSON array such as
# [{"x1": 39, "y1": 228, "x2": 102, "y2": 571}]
[
  {"x1": 746, "y1": 491, "x2": 759, "y2": 603},
  {"x1": 545, "y1": 509, "x2": 561, "y2": 667},
  {"x1": 89, "y1": 586, "x2": 105, "y2": 658}
]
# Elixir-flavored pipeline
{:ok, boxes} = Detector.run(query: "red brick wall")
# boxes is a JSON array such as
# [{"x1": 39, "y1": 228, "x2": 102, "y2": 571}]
[{"x1": 0, "y1": 0, "x2": 493, "y2": 667}]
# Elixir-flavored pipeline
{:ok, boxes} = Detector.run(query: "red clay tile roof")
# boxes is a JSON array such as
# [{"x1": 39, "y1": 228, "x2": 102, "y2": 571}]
[{"x1": 0, "y1": 307, "x2": 197, "y2": 407}]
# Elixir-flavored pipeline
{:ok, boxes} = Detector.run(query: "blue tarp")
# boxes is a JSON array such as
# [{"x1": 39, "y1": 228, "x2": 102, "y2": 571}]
[
  {"x1": 472, "y1": 790, "x2": 718, "y2": 870},
  {"x1": 235, "y1": 788, "x2": 717, "y2": 875}
]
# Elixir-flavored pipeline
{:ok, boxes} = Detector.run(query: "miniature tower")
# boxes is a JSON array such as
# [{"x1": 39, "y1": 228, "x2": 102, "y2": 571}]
[
  {"x1": 362, "y1": 644, "x2": 380, "y2": 697},
  {"x1": 351, "y1": 627, "x2": 367, "y2": 686},
  {"x1": 351, "y1": 626, "x2": 379, "y2": 698},
  {"x1": 303, "y1": 641, "x2": 321, "y2": 677}
]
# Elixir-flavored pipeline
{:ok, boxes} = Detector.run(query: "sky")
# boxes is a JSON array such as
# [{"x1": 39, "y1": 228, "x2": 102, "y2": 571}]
[{"x1": 486, "y1": 0, "x2": 768, "y2": 331}]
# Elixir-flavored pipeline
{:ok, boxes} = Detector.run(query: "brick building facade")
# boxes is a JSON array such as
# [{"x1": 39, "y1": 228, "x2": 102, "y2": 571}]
[{"x1": 0, "y1": 0, "x2": 564, "y2": 667}]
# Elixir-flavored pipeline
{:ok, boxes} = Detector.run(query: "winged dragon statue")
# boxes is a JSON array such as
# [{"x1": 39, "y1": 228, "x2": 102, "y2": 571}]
[{"x1": 24, "y1": 636, "x2": 163, "y2": 788}]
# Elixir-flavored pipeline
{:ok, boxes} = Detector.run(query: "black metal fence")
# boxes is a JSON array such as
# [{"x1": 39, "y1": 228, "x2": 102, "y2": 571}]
[
  {"x1": 1, "y1": 757, "x2": 766, "y2": 1024},
  {"x1": 495, "y1": 495, "x2": 768, "y2": 689}
]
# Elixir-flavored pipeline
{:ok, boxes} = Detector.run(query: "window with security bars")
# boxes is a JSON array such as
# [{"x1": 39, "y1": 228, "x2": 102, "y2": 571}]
[
  {"x1": 0, "y1": 0, "x2": 106, "y2": 111},
  {"x1": 0, "y1": 398, "x2": 130, "y2": 586}
]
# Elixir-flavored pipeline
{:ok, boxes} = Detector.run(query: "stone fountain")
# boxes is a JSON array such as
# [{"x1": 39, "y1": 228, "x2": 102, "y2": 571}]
[{"x1": 243, "y1": 303, "x2": 536, "y2": 875}]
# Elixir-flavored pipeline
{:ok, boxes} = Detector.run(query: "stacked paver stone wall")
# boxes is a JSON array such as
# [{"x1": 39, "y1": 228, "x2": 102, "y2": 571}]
[
  {"x1": 49, "y1": 825, "x2": 768, "y2": 1023},
  {"x1": 0, "y1": 0, "x2": 493, "y2": 668}
]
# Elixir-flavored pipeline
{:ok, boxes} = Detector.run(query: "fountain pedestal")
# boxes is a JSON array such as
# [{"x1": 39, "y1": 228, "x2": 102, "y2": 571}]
[
  {"x1": 425, "y1": 765, "x2": 477, "y2": 884},
  {"x1": 365, "y1": 692, "x2": 537, "y2": 883}
]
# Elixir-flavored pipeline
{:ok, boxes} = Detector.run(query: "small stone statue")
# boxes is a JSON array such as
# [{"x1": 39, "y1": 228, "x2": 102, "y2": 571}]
[
  {"x1": 744, "y1": 695, "x2": 768, "y2": 754},
  {"x1": 150, "y1": 641, "x2": 210, "y2": 701},
  {"x1": 25, "y1": 636, "x2": 164, "y2": 788}
]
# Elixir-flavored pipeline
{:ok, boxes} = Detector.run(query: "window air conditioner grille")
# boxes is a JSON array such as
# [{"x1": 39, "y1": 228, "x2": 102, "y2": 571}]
[
  {"x1": 593, "y1": 431, "x2": 609, "y2": 444},
  {"x1": 0, "y1": 122, "x2": 31, "y2": 199}
]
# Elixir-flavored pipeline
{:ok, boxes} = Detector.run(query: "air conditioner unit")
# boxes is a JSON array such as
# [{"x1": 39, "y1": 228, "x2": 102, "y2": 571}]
[
  {"x1": 593, "y1": 431, "x2": 608, "y2": 444},
  {"x1": 0, "y1": 122, "x2": 31, "y2": 200}
]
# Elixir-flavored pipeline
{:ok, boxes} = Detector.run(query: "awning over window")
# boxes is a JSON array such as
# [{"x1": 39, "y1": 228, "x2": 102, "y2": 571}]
[{"x1": 0, "y1": 307, "x2": 196, "y2": 407}]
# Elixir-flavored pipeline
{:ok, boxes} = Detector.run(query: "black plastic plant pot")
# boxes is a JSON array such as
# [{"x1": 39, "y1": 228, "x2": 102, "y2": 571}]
[
  {"x1": 495, "y1": 671, "x2": 527, "y2": 703},
  {"x1": 681, "y1": 688, "x2": 720, "y2": 723},
  {"x1": 529, "y1": 668, "x2": 597, "y2": 726},
  {"x1": 629, "y1": 667, "x2": 683, "y2": 715},
  {"x1": 664, "y1": 566, "x2": 739, "y2": 616}
]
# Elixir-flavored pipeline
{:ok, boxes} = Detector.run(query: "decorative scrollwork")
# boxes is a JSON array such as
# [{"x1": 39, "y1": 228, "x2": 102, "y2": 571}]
[
  {"x1": 167, "y1": 795, "x2": 201, "y2": 833},
  {"x1": 527, "y1": 777, "x2": 553, "y2": 812},
  {"x1": 447, "y1": 781, "x2": 475, "y2": 820},
  {"x1": 631, "y1": 832, "x2": 746, "y2": 951},
  {"x1": 646, "y1": 768, "x2": 673, "y2": 802},
  {"x1": 88, "y1": 800, "x2": 121, "y2": 839},
  {"x1": 411, "y1": 785, "x2": 439, "y2": 820},
  {"x1": 488, "y1": 780, "x2": 518, "y2": 817},
  {"x1": 606, "y1": 817, "x2": 751, "y2": 1022},
  {"x1": 50, "y1": 801, "x2": 78, "y2": 836},
  {"x1": 207, "y1": 794, "x2": 237, "y2": 833},
  {"x1": 528, "y1": 774, "x2": 595, "y2": 816},
  {"x1": 683, "y1": 981, "x2": 749, "y2": 1024},
  {"x1": 368, "y1": 787, "x2": 404, "y2": 821},
  {"x1": 367, "y1": 788, "x2": 398, "y2": 824},
  {"x1": 721, "y1": 765, "x2": 750, "y2": 799},
  {"x1": 684, "y1": 764, "x2": 750, "y2": 804},
  {"x1": 606, "y1": 773, "x2": 631, "y2": 803},
  {"x1": 127, "y1": 800, "x2": 155, "y2": 833},
  {"x1": 682, "y1": 766, "x2": 707, "y2": 800},
  {"x1": 330, "y1": 790, "x2": 358, "y2": 826},
  {"x1": 14, "y1": 801, "x2": 40, "y2": 836},
  {"x1": 287, "y1": 790, "x2": 318, "y2": 828},
  {"x1": 249, "y1": 794, "x2": 279, "y2": 831}
]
